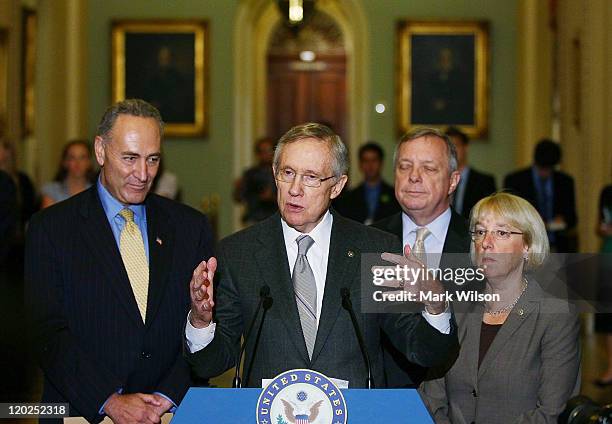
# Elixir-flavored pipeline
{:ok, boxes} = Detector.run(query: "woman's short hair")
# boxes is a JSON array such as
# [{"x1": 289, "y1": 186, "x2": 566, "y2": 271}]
[{"x1": 469, "y1": 192, "x2": 550, "y2": 271}]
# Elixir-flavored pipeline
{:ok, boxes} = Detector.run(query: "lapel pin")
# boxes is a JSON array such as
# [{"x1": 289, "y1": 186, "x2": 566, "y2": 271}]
[
  {"x1": 517, "y1": 308, "x2": 524, "y2": 316},
  {"x1": 156, "y1": 237, "x2": 163, "y2": 246},
  {"x1": 347, "y1": 250, "x2": 354, "y2": 258}
]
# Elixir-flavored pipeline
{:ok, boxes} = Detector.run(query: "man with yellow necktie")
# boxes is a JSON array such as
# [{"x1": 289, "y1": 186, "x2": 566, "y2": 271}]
[
  {"x1": 24, "y1": 99, "x2": 214, "y2": 424},
  {"x1": 373, "y1": 127, "x2": 472, "y2": 387}
]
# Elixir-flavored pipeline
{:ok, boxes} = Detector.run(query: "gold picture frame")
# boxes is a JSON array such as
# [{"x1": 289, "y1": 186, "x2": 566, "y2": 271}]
[
  {"x1": 397, "y1": 20, "x2": 489, "y2": 138},
  {"x1": 22, "y1": 8, "x2": 37, "y2": 137},
  {"x1": 0, "y1": 30, "x2": 7, "y2": 134},
  {"x1": 112, "y1": 20, "x2": 208, "y2": 137}
]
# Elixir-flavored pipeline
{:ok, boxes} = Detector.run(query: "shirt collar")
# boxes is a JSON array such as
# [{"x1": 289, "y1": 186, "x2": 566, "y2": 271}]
[
  {"x1": 97, "y1": 176, "x2": 146, "y2": 222},
  {"x1": 281, "y1": 210, "x2": 333, "y2": 250},
  {"x1": 364, "y1": 181, "x2": 382, "y2": 191},
  {"x1": 402, "y1": 207, "x2": 452, "y2": 243}
]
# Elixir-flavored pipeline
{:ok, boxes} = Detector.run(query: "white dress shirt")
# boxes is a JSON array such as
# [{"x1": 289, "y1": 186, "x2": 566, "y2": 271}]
[
  {"x1": 186, "y1": 210, "x2": 451, "y2": 352},
  {"x1": 401, "y1": 207, "x2": 453, "y2": 333},
  {"x1": 280, "y1": 210, "x2": 333, "y2": 326},
  {"x1": 402, "y1": 207, "x2": 451, "y2": 269}
]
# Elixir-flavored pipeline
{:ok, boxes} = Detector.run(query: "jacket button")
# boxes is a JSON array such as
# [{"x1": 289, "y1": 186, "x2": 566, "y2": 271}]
[
  {"x1": 471, "y1": 389, "x2": 477, "y2": 397},
  {"x1": 141, "y1": 351, "x2": 151, "y2": 359}
]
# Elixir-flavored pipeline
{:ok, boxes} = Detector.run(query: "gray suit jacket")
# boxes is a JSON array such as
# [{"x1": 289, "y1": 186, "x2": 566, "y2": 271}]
[
  {"x1": 419, "y1": 280, "x2": 580, "y2": 423},
  {"x1": 187, "y1": 211, "x2": 458, "y2": 388}
]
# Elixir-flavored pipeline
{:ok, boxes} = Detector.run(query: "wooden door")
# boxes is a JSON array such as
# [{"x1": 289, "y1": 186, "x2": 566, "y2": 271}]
[{"x1": 267, "y1": 54, "x2": 347, "y2": 142}]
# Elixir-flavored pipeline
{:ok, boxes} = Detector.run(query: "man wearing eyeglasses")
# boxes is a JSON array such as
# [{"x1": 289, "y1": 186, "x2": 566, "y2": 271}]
[
  {"x1": 373, "y1": 127, "x2": 473, "y2": 388},
  {"x1": 184, "y1": 123, "x2": 458, "y2": 389}
]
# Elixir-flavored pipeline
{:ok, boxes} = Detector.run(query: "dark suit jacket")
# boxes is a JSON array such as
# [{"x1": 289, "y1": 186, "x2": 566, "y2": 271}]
[
  {"x1": 333, "y1": 180, "x2": 401, "y2": 224},
  {"x1": 419, "y1": 280, "x2": 580, "y2": 423},
  {"x1": 186, "y1": 212, "x2": 458, "y2": 388},
  {"x1": 457, "y1": 168, "x2": 496, "y2": 219},
  {"x1": 24, "y1": 185, "x2": 214, "y2": 423},
  {"x1": 373, "y1": 210, "x2": 472, "y2": 387},
  {"x1": 0, "y1": 170, "x2": 17, "y2": 264},
  {"x1": 504, "y1": 168, "x2": 577, "y2": 251},
  {"x1": 373, "y1": 210, "x2": 471, "y2": 257}
]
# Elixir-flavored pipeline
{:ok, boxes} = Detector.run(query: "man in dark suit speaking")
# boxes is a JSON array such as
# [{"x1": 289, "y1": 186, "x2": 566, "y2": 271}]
[
  {"x1": 25, "y1": 99, "x2": 214, "y2": 423},
  {"x1": 184, "y1": 123, "x2": 457, "y2": 389}
]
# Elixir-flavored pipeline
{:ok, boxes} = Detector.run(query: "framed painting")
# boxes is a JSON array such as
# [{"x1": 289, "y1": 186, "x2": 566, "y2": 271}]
[
  {"x1": 112, "y1": 20, "x2": 208, "y2": 137},
  {"x1": 0, "y1": 29, "x2": 7, "y2": 134},
  {"x1": 397, "y1": 20, "x2": 489, "y2": 138}
]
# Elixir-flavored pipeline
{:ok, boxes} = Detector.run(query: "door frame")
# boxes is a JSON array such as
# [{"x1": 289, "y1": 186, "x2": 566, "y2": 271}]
[{"x1": 233, "y1": 0, "x2": 370, "y2": 230}]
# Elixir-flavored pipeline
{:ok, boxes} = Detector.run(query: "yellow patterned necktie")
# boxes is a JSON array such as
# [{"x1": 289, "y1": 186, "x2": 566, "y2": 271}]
[
  {"x1": 412, "y1": 227, "x2": 431, "y2": 266},
  {"x1": 119, "y1": 208, "x2": 149, "y2": 322}
]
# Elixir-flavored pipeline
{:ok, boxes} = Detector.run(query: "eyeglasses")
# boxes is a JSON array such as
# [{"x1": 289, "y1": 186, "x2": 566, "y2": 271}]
[
  {"x1": 470, "y1": 229, "x2": 523, "y2": 241},
  {"x1": 276, "y1": 168, "x2": 336, "y2": 188}
]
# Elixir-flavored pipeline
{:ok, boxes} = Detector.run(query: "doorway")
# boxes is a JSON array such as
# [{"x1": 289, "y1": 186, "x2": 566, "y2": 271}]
[
  {"x1": 266, "y1": 11, "x2": 347, "y2": 141},
  {"x1": 233, "y1": 0, "x2": 369, "y2": 230}
]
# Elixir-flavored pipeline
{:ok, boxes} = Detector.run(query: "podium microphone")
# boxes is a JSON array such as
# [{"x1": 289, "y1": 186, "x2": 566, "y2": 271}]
[
  {"x1": 244, "y1": 290, "x2": 273, "y2": 386},
  {"x1": 233, "y1": 285, "x2": 270, "y2": 388},
  {"x1": 341, "y1": 287, "x2": 374, "y2": 389}
]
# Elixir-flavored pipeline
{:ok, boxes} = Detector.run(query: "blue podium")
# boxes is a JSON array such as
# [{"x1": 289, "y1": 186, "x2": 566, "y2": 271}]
[{"x1": 173, "y1": 387, "x2": 433, "y2": 423}]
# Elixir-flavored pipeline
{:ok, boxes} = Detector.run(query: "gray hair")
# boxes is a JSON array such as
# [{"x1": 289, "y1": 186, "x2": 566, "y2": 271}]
[
  {"x1": 393, "y1": 127, "x2": 458, "y2": 174},
  {"x1": 273, "y1": 122, "x2": 349, "y2": 177},
  {"x1": 96, "y1": 99, "x2": 164, "y2": 142}
]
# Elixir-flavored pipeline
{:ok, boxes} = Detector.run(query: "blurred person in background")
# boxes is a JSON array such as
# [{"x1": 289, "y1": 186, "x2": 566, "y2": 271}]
[
  {"x1": 152, "y1": 156, "x2": 180, "y2": 201},
  {"x1": 0, "y1": 169, "x2": 18, "y2": 267},
  {"x1": 594, "y1": 177, "x2": 612, "y2": 387},
  {"x1": 445, "y1": 127, "x2": 496, "y2": 219},
  {"x1": 334, "y1": 141, "x2": 400, "y2": 225},
  {"x1": 233, "y1": 136, "x2": 277, "y2": 225},
  {"x1": 41, "y1": 139, "x2": 95, "y2": 208},
  {"x1": 419, "y1": 192, "x2": 580, "y2": 423},
  {"x1": 0, "y1": 140, "x2": 39, "y2": 273},
  {"x1": 504, "y1": 139, "x2": 577, "y2": 252},
  {"x1": 0, "y1": 139, "x2": 39, "y2": 229}
]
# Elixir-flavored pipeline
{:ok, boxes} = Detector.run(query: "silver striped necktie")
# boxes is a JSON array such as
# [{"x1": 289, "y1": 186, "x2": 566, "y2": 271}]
[
  {"x1": 412, "y1": 227, "x2": 431, "y2": 266},
  {"x1": 293, "y1": 234, "x2": 317, "y2": 359}
]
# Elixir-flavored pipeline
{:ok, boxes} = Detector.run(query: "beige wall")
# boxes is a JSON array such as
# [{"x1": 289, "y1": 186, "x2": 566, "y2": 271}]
[
  {"x1": 0, "y1": 0, "x2": 87, "y2": 183},
  {"x1": 516, "y1": 0, "x2": 554, "y2": 167},
  {"x1": 558, "y1": 0, "x2": 612, "y2": 252},
  {"x1": 3, "y1": 0, "x2": 610, "y2": 246},
  {"x1": 29, "y1": 0, "x2": 88, "y2": 184},
  {"x1": 515, "y1": 0, "x2": 612, "y2": 252}
]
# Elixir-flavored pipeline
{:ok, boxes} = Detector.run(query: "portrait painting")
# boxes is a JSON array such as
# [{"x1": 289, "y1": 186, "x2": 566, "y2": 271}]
[
  {"x1": 112, "y1": 20, "x2": 208, "y2": 137},
  {"x1": 397, "y1": 21, "x2": 489, "y2": 138},
  {"x1": 0, "y1": 30, "x2": 7, "y2": 133}
]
